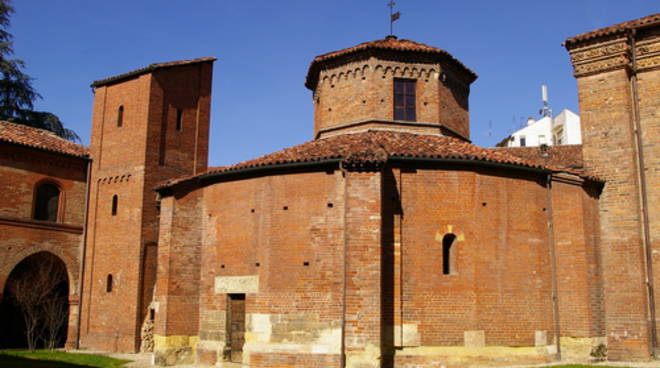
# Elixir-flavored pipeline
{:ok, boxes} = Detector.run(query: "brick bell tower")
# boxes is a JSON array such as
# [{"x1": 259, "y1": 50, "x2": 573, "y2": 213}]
[
  {"x1": 566, "y1": 15, "x2": 660, "y2": 361},
  {"x1": 305, "y1": 35, "x2": 477, "y2": 140},
  {"x1": 78, "y1": 58, "x2": 215, "y2": 352}
]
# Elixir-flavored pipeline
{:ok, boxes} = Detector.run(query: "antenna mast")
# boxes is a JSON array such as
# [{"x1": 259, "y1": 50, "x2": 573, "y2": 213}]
[{"x1": 540, "y1": 84, "x2": 552, "y2": 118}]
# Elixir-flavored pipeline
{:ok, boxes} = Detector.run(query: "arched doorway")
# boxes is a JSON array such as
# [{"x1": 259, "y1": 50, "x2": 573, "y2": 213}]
[{"x1": 0, "y1": 252, "x2": 70, "y2": 349}]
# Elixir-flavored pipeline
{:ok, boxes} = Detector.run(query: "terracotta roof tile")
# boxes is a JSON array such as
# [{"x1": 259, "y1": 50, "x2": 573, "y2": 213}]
[
  {"x1": 494, "y1": 145, "x2": 584, "y2": 171},
  {"x1": 566, "y1": 13, "x2": 660, "y2": 46},
  {"x1": 305, "y1": 36, "x2": 477, "y2": 89},
  {"x1": 159, "y1": 131, "x2": 597, "y2": 191},
  {"x1": 91, "y1": 57, "x2": 217, "y2": 88},
  {"x1": 0, "y1": 121, "x2": 88, "y2": 158}
]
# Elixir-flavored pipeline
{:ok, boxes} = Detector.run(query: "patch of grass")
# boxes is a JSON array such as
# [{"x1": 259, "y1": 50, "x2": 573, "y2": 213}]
[{"x1": 0, "y1": 350, "x2": 131, "y2": 368}]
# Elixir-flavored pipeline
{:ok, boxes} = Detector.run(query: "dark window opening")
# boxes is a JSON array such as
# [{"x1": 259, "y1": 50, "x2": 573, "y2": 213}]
[
  {"x1": 111, "y1": 195, "x2": 118, "y2": 216},
  {"x1": 394, "y1": 78, "x2": 416, "y2": 121},
  {"x1": 117, "y1": 105, "x2": 124, "y2": 127},
  {"x1": 106, "y1": 274, "x2": 113, "y2": 293},
  {"x1": 34, "y1": 183, "x2": 60, "y2": 222},
  {"x1": 442, "y1": 233, "x2": 457, "y2": 275},
  {"x1": 520, "y1": 136, "x2": 527, "y2": 147},
  {"x1": 149, "y1": 309, "x2": 155, "y2": 321},
  {"x1": 175, "y1": 109, "x2": 183, "y2": 131}
]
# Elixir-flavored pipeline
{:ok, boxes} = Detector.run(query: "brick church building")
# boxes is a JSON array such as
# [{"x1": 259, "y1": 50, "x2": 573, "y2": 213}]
[{"x1": 0, "y1": 13, "x2": 658, "y2": 368}]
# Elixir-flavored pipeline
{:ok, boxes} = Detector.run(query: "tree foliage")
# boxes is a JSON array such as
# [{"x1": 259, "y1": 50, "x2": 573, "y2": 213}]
[{"x1": 0, "y1": 0, "x2": 79, "y2": 141}]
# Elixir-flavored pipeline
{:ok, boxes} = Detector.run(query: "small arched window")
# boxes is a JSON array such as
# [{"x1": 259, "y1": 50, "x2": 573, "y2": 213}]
[
  {"x1": 34, "y1": 182, "x2": 60, "y2": 222},
  {"x1": 111, "y1": 195, "x2": 118, "y2": 216},
  {"x1": 442, "y1": 233, "x2": 457, "y2": 275},
  {"x1": 117, "y1": 105, "x2": 124, "y2": 127},
  {"x1": 106, "y1": 274, "x2": 113, "y2": 292}
]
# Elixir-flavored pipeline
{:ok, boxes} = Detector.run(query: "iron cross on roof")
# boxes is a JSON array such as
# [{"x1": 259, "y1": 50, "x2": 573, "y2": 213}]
[{"x1": 388, "y1": 1, "x2": 401, "y2": 36}]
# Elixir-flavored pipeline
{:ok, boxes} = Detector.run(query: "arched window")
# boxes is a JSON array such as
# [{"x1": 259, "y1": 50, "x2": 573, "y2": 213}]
[
  {"x1": 442, "y1": 233, "x2": 457, "y2": 275},
  {"x1": 106, "y1": 274, "x2": 113, "y2": 292},
  {"x1": 117, "y1": 105, "x2": 124, "y2": 127},
  {"x1": 34, "y1": 182, "x2": 60, "y2": 222},
  {"x1": 111, "y1": 195, "x2": 118, "y2": 216}
]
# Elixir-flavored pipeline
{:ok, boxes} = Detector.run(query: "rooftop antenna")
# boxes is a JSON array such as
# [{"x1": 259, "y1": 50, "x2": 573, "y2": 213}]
[
  {"x1": 388, "y1": 1, "x2": 401, "y2": 36},
  {"x1": 540, "y1": 84, "x2": 552, "y2": 118}
]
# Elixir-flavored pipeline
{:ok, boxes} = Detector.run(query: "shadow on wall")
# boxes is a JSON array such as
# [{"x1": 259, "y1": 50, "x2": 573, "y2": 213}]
[{"x1": 0, "y1": 251, "x2": 69, "y2": 349}]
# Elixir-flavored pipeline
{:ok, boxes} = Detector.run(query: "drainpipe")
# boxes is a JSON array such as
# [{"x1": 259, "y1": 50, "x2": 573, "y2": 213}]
[
  {"x1": 340, "y1": 165, "x2": 348, "y2": 368},
  {"x1": 628, "y1": 28, "x2": 657, "y2": 359},
  {"x1": 75, "y1": 159, "x2": 93, "y2": 349},
  {"x1": 545, "y1": 174, "x2": 561, "y2": 360}
]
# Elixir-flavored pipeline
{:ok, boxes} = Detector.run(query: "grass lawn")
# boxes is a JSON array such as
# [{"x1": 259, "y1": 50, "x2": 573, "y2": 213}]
[{"x1": 0, "y1": 350, "x2": 132, "y2": 368}]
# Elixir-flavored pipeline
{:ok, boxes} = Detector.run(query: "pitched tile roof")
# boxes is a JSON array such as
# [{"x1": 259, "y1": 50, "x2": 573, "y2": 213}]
[
  {"x1": 158, "y1": 131, "x2": 597, "y2": 191},
  {"x1": 91, "y1": 57, "x2": 217, "y2": 88},
  {"x1": 305, "y1": 36, "x2": 477, "y2": 90},
  {"x1": 0, "y1": 121, "x2": 89, "y2": 158},
  {"x1": 494, "y1": 145, "x2": 584, "y2": 172},
  {"x1": 565, "y1": 13, "x2": 660, "y2": 46}
]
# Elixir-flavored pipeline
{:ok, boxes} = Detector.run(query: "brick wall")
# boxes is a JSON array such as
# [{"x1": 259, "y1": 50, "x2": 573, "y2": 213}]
[
  {"x1": 80, "y1": 60, "x2": 213, "y2": 352},
  {"x1": 312, "y1": 58, "x2": 470, "y2": 139},
  {"x1": 158, "y1": 161, "x2": 603, "y2": 367},
  {"x1": 567, "y1": 26, "x2": 660, "y2": 360},
  {"x1": 397, "y1": 167, "x2": 554, "y2": 347},
  {"x1": 194, "y1": 170, "x2": 346, "y2": 367},
  {"x1": 0, "y1": 143, "x2": 87, "y2": 348}
]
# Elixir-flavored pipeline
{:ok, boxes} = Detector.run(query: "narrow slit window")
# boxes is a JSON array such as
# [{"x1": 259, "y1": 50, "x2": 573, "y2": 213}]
[
  {"x1": 106, "y1": 274, "x2": 113, "y2": 293},
  {"x1": 111, "y1": 195, "x2": 118, "y2": 216},
  {"x1": 175, "y1": 109, "x2": 183, "y2": 131},
  {"x1": 442, "y1": 233, "x2": 457, "y2": 275},
  {"x1": 117, "y1": 105, "x2": 124, "y2": 127},
  {"x1": 394, "y1": 78, "x2": 416, "y2": 121},
  {"x1": 34, "y1": 182, "x2": 60, "y2": 222}
]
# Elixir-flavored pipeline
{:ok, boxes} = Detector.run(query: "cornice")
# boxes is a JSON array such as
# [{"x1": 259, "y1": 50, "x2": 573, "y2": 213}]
[
  {"x1": 568, "y1": 34, "x2": 660, "y2": 77},
  {"x1": 0, "y1": 216, "x2": 83, "y2": 234}
]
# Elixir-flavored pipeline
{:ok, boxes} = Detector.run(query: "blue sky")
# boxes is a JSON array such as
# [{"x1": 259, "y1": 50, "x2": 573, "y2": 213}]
[{"x1": 10, "y1": 1, "x2": 658, "y2": 167}]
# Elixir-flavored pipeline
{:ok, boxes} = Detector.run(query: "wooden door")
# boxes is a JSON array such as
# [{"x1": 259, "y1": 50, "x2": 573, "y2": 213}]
[{"x1": 228, "y1": 294, "x2": 245, "y2": 363}]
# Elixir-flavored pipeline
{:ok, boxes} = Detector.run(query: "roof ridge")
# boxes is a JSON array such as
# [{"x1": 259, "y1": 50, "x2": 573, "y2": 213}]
[
  {"x1": 157, "y1": 130, "x2": 598, "y2": 192},
  {"x1": 91, "y1": 56, "x2": 217, "y2": 88},
  {"x1": 566, "y1": 13, "x2": 660, "y2": 45}
]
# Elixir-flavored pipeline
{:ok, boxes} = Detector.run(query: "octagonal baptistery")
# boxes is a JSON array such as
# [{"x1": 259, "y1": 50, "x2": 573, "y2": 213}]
[{"x1": 153, "y1": 37, "x2": 605, "y2": 368}]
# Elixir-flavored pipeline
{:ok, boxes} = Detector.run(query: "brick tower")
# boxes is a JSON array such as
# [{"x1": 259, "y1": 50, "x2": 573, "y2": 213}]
[
  {"x1": 78, "y1": 58, "x2": 215, "y2": 351},
  {"x1": 566, "y1": 14, "x2": 660, "y2": 360}
]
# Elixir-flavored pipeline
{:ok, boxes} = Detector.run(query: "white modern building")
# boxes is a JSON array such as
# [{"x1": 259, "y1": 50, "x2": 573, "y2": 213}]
[{"x1": 506, "y1": 109, "x2": 581, "y2": 147}]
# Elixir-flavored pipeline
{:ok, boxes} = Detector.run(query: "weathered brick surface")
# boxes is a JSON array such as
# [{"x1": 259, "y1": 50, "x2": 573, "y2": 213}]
[
  {"x1": 79, "y1": 60, "x2": 213, "y2": 352},
  {"x1": 0, "y1": 142, "x2": 87, "y2": 347},
  {"x1": 552, "y1": 179, "x2": 604, "y2": 338},
  {"x1": 396, "y1": 168, "x2": 555, "y2": 347},
  {"x1": 194, "y1": 170, "x2": 345, "y2": 366},
  {"x1": 158, "y1": 159, "x2": 603, "y2": 367},
  {"x1": 566, "y1": 24, "x2": 660, "y2": 360},
  {"x1": 312, "y1": 58, "x2": 471, "y2": 139},
  {"x1": 250, "y1": 352, "x2": 341, "y2": 367}
]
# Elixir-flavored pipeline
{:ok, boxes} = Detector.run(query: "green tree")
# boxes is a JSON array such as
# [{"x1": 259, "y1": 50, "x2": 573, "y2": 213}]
[{"x1": 0, "y1": 0, "x2": 78, "y2": 141}]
